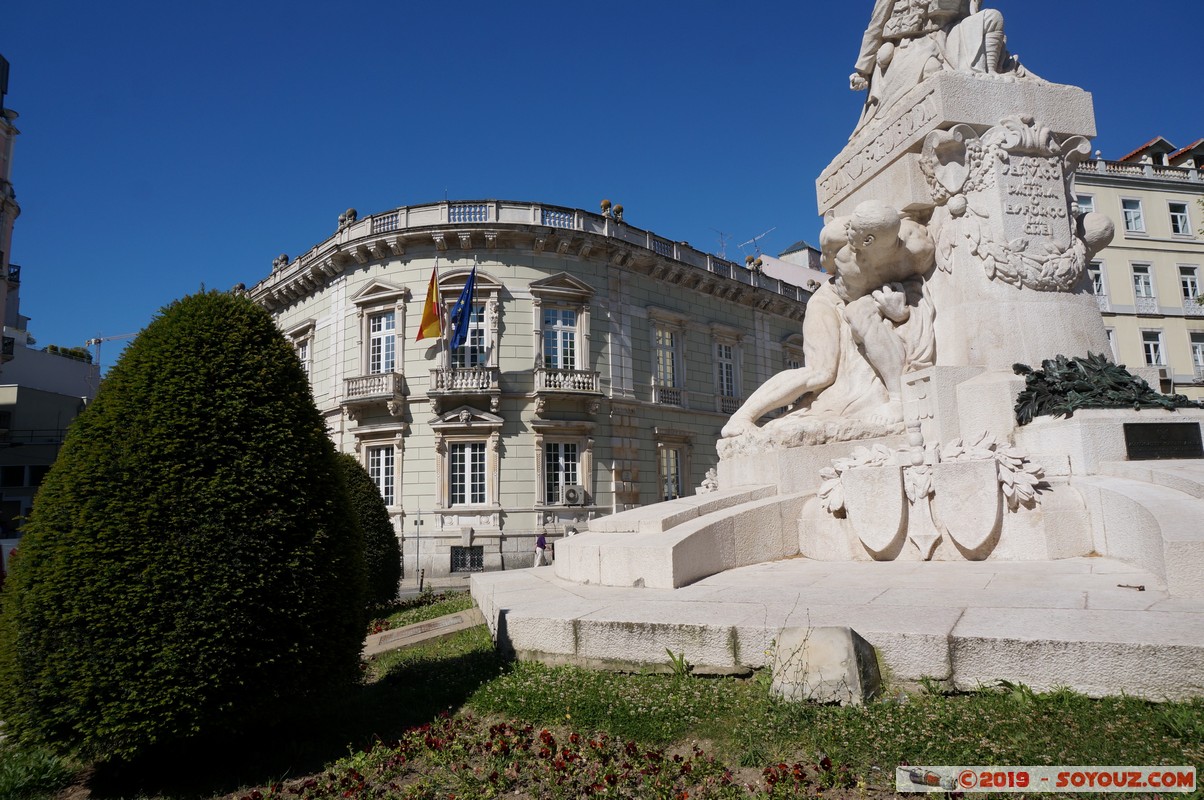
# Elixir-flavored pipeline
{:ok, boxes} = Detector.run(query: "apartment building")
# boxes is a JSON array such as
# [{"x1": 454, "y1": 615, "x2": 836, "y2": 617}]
[{"x1": 1075, "y1": 137, "x2": 1204, "y2": 400}]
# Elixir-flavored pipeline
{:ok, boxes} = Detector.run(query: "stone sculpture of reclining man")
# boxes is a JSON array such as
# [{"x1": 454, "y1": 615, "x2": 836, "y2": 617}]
[{"x1": 721, "y1": 200, "x2": 936, "y2": 439}]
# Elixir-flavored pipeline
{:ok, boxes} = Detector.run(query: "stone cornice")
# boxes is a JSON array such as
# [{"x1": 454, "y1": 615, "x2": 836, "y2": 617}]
[{"x1": 248, "y1": 200, "x2": 810, "y2": 322}]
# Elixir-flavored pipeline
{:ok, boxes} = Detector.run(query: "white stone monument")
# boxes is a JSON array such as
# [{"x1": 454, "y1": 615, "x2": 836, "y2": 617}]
[{"x1": 473, "y1": 2, "x2": 1204, "y2": 700}]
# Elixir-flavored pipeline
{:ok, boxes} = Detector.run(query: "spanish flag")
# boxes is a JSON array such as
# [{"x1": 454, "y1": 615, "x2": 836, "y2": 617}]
[{"x1": 416, "y1": 267, "x2": 442, "y2": 341}]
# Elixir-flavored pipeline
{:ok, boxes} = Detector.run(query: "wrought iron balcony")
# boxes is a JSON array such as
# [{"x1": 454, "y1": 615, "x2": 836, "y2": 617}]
[{"x1": 716, "y1": 395, "x2": 743, "y2": 415}]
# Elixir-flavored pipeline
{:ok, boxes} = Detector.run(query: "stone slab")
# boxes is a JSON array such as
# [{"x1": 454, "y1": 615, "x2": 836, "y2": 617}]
[
  {"x1": 817, "y1": 73, "x2": 1096, "y2": 216},
  {"x1": 771, "y1": 627, "x2": 881, "y2": 706},
  {"x1": 363, "y1": 607, "x2": 486, "y2": 657}
]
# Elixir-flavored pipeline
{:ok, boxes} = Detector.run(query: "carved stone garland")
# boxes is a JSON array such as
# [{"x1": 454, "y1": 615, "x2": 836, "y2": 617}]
[{"x1": 920, "y1": 115, "x2": 1094, "y2": 292}]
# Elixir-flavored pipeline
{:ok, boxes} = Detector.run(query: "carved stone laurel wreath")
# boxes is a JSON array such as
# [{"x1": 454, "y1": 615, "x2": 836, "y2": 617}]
[{"x1": 817, "y1": 432, "x2": 1044, "y2": 560}]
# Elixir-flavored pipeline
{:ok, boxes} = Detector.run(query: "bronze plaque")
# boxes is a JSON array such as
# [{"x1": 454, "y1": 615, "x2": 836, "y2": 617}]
[{"x1": 1123, "y1": 423, "x2": 1204, "y2": 461}]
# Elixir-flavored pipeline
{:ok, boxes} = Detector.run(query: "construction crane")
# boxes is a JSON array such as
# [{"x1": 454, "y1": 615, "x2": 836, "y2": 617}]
[{"x1": 85, "y1": 333, "x2": 137, "y2": 383}]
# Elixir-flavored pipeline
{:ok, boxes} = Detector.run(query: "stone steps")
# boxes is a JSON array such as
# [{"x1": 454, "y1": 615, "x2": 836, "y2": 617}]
[
  {"x1": 553, "y1": 485, "x2": 806, "y2": 588},
  {"x1": 1073, "y1": 473, "x2": 1204, "y2": 598}
]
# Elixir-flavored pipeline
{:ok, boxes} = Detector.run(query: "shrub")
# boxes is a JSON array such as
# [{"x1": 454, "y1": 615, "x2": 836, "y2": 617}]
[
  {"x1": 336, "y1": 453, "x2": 401, "y2": 606},
  {"x1": 0, "y1": 291, "x2": 366, "y2": 762}
]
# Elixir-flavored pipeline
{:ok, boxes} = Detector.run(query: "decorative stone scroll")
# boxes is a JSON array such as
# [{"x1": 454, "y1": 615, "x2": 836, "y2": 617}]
[{"x1": 920, "y1": 115, "x2": 1113, "y2": 292}]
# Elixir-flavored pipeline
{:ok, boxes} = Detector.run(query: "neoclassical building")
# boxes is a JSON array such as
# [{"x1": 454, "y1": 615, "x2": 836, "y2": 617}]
[
  {"x1": 248, "y1": 200, "x2": 811, "y2": 578},
  {"x1": 1074, "y1": 137, "x2": 1204, "y2": 400}
]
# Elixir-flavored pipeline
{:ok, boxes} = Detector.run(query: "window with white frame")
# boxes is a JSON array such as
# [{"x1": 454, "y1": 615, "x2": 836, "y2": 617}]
[
  {"x1": 1105, "y1": 328, "x2": 1118, "y2": 361},
  {"x1": 1191, "y1": 333, "x2": 1204, "y2": 371},
  {"x1": 654, "y1": 326, "x2": 679, "y2": 388},
  {"x1": 542, "y1": 308, "x2": 577, "y2": 371},
  {"x1": 369, "y1": 310, "x2": 397, "y2": 374},
  {"x1": 1132, "y1": 264, "x2": 1154, "y2": 298},
  {"x1": 659, "y1": 446, "x2": 684, "y2": 502},
  {"x1": 1180, "y1": 266, "x2": 1200, "y2": 302},
  {"x1": 1122, "y1": 199, "x2": 1145, "y2": 233},
  {"x1": 716, "y1": 342, "x2": 738, "y2": 397},
  {"x1": 1076, "y1": 194, "x2": 1095, "y2": 214},
  {"x1": 544, "y1": 441, "x2": 580, "y2": 504},
  {"x1": 1142, "y1": 330, "x2": 1165, "y2": 366},
  {"x1": 1088, "y1": 261, "x2": 1105, "y2": 295},
  {"x1": 450, "y1": 303, "x2": 488, "y2": 368},
  {"x1": 449, "y1": 442, "x2": 487, "y2": 505},
  {"x1": 295, "y1": 338, "x2": 311, "y2": 380},
  {"x1": 366, "y1": 445, "x2": 396, "y2": 506},
  {"x1": 1169, "y1": 202, "x2": 1192, "y2": 236}
]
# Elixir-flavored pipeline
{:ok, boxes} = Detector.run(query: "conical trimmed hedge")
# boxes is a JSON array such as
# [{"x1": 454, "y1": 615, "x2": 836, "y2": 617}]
[
  {"x1": 336, "y1": 453, "x2": 401, "y2": 606},
  {"x1": 0, "y1": 291, "x2": 366, "y2": 762}
]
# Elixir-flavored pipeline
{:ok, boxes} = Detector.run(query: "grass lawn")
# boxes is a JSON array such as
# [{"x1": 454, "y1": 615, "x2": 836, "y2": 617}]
[{"x1": 4, "y1": 592, "x2": 1202, "y2": 799}]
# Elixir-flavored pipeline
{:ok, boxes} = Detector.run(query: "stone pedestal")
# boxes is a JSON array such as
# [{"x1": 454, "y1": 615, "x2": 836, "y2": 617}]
[{"x1": 817, "y1": 72, "x2": 1096, "y2": 218}]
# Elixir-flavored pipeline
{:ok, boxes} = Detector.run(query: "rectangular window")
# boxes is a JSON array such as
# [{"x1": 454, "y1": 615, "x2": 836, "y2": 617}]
[
  {"x1": 369, "y1": 311, "x2": 396, "y2": 374},
  {"x1": 660, "y1": 447, "x2": 683, "y2": 502},
  {"x1": 1088, "y1": 262, "x2": 1104, "y2": 295},
  {"x1": 450, "y1": 304, "x2": 487, "y2": 368},
  {"x1": 1142, "y1": 331, "x2": 1165, "y2": 366},
  {"x1": 1132, "y1": 265, "x2": 1154, "y2": 298},
  {"x1": 542, "y1": 308, "x2": 577, "y2": 371},
  {"x1": 295, "y1": 339, "x2": 311, "y2": 380},
  {"x1": 367, "y1": 446, "x2": 395, "y2": 506},
  {"x1": 544, "y1": 441, "x2": 579, "y2": 504},
  {"x1": 1122, "y1": 199, "x2": 1145, "y2": 233},
  {"x1": 1181, "y1": 266, "x2": 1200, "y2": 302},
  {"x1": 450, "y1": 545, "x2": 484, "y2": 573},
  {"x1": 1105, "y1": 328, "x2": 1118, "y2": 361},
  {"x1": 1077, "y1": 194, "x2": 1095, "y2": 214},
  {"x1": 449, "y1": 442, "x2": 486, "y2": 505},
  {"x1": 716, "y1": 343, "x2": 737, "y2": 397},
  {"x1": 0, "y1": 466, "x2": 23, "y2": 487},
  {"x1": 1170, "y1": 202, "x2": 1191, "y2": 236},
  {"x1": 654, "y1": 327, "x2": 678, "y2": 387},
  {"x1": 1191, "y1": 333, "x2": 1204, "y2": 369}
]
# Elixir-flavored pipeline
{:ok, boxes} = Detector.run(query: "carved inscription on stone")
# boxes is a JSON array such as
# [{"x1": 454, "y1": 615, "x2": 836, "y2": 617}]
[
  {"x1": 818, "y1": 89, "x2": 940, "y2": 208},
  {"x1": 995, "y1": 156, "x2": 1072, "y2": 250}
]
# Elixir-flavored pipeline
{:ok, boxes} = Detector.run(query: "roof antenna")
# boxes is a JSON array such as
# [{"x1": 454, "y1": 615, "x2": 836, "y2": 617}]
[
  {"x1": 738, "y1": 227, "x2": 777, "y2": 258},
  {"x1": 710, "y1": 228, "x2": 731, "y2": 260}
]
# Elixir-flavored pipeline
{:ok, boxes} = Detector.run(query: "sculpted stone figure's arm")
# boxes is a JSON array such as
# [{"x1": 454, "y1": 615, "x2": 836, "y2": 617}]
[
  {"x1": 853, "y1": 0, "x2": 895, "y2": 87},
  {"x1": 720, "y1": 293, "x2": 841, "y2": 438}
]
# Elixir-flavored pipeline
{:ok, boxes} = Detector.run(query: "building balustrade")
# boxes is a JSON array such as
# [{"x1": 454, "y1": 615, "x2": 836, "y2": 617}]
[
  {"x1": 429, "y1": 365, "x2": 500, "y2": 392},
  {"x1": 536, "y1": 367, "x2": 601, "y2": 393},
  {"x1": 1134, "y1": 296, "x2": 1160, "y2": 315},
  {"x1": 1095, "y1": 294, "x2": 1111, "y2": 313},
  {"x1": 1077, "y1": 160, "x2": 1202, "y2": 184},
  {"x1": 717, "y1": 395, "x2": 743, "y2": 415},
  {"x1": 653, "y1": 385, "x2": 686, "y2": 407},
  {"x1": 256, "y1": 200, "x2": 814, "y2": 309},
  {"x1": 344, "y1": 372, "x2": 404, "y2": 404},
  {"x1": 1185, "y1": 302, "x2": 1204, "y2": 317},
  {"x1": 1195, "y1": 365, "x2": 1204, "y2": 383}
]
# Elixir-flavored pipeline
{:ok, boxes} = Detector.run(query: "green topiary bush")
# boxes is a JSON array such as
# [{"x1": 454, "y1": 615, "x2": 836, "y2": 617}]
[
  {"x1": 0, "y1": 291, "x2": 367, "y2": 763},
  {"x1": 336, "y1": 453, "x2": 401, "y2": 607}
]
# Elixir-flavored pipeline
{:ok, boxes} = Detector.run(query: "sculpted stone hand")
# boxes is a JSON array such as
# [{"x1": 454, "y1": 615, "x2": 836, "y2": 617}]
[
  {"x1": 872, "y1": 283, "x2": 910, "y2": 323},
  {"x1": 850, "y1": 72, "x2": 869, "y2": 92}
]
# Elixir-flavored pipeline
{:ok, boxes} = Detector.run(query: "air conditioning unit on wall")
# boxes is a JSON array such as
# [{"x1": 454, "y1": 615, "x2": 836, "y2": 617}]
[{"x1": 562, "y1": 485, "x2": 587, "y2": 506}]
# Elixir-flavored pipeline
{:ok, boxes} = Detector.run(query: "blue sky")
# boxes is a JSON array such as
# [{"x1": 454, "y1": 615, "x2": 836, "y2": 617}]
[{"x1": 2, "y1": 1, "x2": 1198, "y2": 370}]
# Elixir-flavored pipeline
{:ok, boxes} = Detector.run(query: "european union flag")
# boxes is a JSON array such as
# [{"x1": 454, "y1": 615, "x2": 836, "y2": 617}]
[{"x1": 448, "y1": 266, "x2": 477, "y2": 351}]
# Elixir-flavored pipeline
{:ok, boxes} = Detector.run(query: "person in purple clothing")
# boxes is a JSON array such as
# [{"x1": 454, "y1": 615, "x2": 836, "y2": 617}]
[{"x1": 534, "y1": 533, "x2": 548, "y2": 567}]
